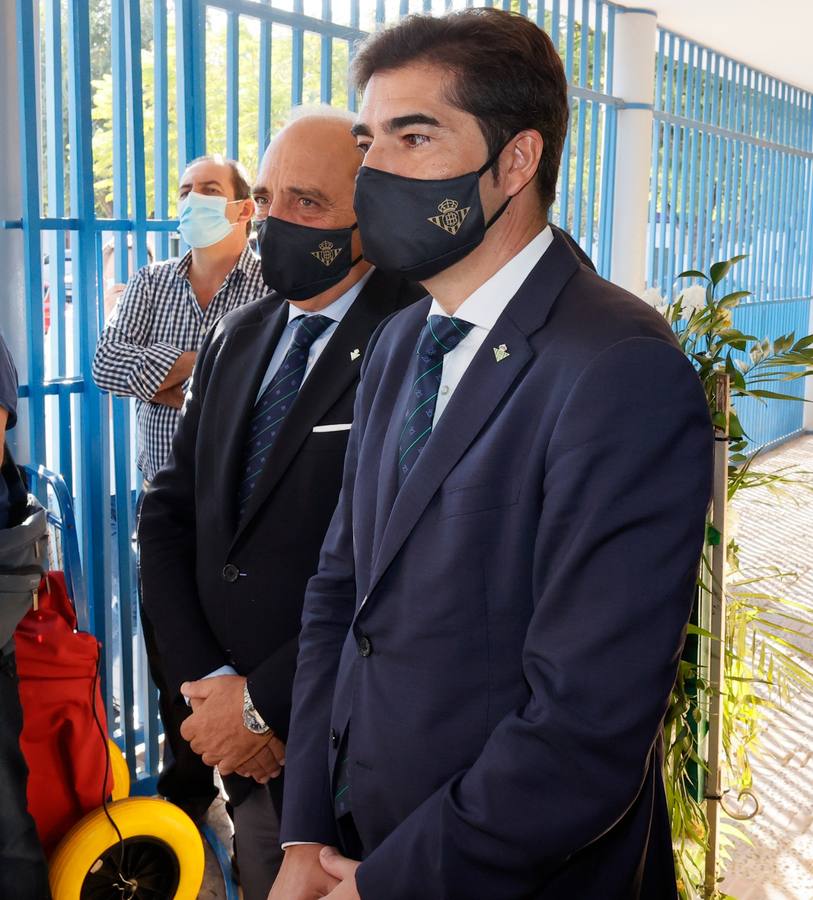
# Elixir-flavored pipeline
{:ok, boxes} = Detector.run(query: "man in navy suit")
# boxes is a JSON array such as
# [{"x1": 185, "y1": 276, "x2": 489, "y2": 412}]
[{"x1": 271, "y1": 10, "x2": 713, "y2": 900}]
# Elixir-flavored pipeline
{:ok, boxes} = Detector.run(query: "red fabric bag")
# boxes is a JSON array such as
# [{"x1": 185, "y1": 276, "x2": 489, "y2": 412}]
[{"x1": 14, "y1": 572, "x2": 113, "y2": 856}]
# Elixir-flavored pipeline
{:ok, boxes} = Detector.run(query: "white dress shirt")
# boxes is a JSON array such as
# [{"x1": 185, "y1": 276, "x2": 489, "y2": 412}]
[
  {"x1": 255, "y1": 267, "x2": 374, "y2": 402},
  {"x1": 429, "y1": 225, "x2": 553, "y2": 425}
]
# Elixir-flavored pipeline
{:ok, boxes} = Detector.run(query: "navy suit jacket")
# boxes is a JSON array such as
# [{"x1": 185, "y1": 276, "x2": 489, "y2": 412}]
[{"x1": 281, "y1": 230, "x2": 714, "y2": 899}]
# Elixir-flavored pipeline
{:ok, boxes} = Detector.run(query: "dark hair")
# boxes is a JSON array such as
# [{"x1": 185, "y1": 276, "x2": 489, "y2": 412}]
[
  {"x1": 184, "y1": 154, "x2": 253, "y2": 234},
  {"x1": 351, "y1": 9, "x2": 569, "y2": 211}
]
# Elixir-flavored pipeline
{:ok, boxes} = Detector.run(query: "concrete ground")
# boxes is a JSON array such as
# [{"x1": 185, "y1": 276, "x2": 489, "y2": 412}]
[
  {"x1": 719, "y1": 434, "x2": 813, "y2": 900},
  {"x1": 198, "y1": 792, "x2": 235, "y2": 899}
]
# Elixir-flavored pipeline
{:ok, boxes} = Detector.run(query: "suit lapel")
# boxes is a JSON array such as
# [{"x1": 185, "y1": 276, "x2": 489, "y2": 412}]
[
  {"x1": 366, "y1": 319, "x2": 532, "y2": 600},
  {"x1": 217, "y1": 299, "x2": 289, "y2": 531},
  {"x1": 364, "y1": 231, "x2": 580, "y2": 601},
  {"x1": 230, "y1": 271, "x2": 401, "y2": 547}
]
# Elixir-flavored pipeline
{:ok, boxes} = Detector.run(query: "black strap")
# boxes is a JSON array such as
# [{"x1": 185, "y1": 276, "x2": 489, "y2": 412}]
[{"x1": 1, "y1": 443, "x2": 30, "y2": 528}]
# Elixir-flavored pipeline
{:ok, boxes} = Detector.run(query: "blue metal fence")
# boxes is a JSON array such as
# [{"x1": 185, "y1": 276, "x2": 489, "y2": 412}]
[
  {"x1": 4, "y1": 1, "x2": 811, "y2": 782},
  {"x1": 647, "y1": 29, "x2": 813, "y2": 451}
]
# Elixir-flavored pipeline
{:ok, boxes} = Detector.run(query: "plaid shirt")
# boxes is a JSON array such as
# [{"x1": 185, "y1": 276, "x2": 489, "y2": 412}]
[{"x1": 92, "y1": 245, "x2": 266, "y2": 480}]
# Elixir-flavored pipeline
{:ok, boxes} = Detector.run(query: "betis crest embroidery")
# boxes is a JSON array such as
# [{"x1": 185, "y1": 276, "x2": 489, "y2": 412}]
[
  {"x1": 312, "y1": 240, "x2": 342, "y2": 266},
  {"x1": 427, "y1": 198, "x2": 470, "y2": 236}
]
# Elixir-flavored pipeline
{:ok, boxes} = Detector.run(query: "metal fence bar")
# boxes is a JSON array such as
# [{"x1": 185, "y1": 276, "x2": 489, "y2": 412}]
[
  {"x1": 258, "y1": 1, "x2": 272, "y2": 160},
  {"x1": 66, "y1": 0, "x2": 113, "y2": 714},
  {"x1": 154, "y1": 0, "x2": 170, "y2": 260},
  {"x1": 44, "y1": 0, "x2": 68, "y2": 390},
  {"x1": 14, "y1": 0, "x2": 46, "y2": 468},
  {"x1": 321, "y1": 0, "x2": 333, "y2": 104},
  {"x1": 226, "y1": 12, "x2": 240, "y2": 158},
  {"x1": 292, "y1": 0, "x2": 304, "y2": 107}
]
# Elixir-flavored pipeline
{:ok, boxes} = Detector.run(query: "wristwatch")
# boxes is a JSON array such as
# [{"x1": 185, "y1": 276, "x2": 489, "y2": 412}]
[{"x1": 242, "y1": 683, "x2": 272, "y2": 735}]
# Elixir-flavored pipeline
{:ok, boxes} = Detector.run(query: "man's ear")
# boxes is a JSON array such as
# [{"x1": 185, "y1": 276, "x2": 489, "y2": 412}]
[
  {"x1": 238, "y1": 196, "x2": 256, "y2": 223},
  {"x1": 502, "y1": 130, "x2": 544, "y2": 198}
]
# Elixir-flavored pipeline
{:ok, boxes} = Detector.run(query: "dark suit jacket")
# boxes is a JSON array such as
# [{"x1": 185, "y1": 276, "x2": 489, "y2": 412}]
[
  {"x1": 280, "y1": 230, "x2": 714, "y2": 899},
  {"x1": 138, "y1": 269, "x2": 423, "y2": 803}
]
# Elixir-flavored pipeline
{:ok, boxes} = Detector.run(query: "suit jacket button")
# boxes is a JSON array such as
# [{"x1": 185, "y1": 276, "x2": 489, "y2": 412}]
[
  {"x1": 358, "y1": 635, "x2": 372, "y2": 657},
  {"x1": 330, "y1": 728, "x2": 339, "y2": 748},
  {"x1": 222, "y1": 563, "x2": 240, "y2": 583}
]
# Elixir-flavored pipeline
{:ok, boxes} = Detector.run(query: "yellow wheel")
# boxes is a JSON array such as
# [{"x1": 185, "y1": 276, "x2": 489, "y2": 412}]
[
  {"x1": 108, "y1": 739, "x2": 131, "y2": 801},
  {"x1": 48, "y1": 797, "x2": 204, "y2": 899}
]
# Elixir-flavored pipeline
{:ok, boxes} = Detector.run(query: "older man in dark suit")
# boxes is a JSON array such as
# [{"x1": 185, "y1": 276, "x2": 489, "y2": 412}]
[
  {"x1": 138, "y1": 109, "x2": 423, "y2": 900},
  {"x1": 272, "y1": 11, "x2": 713, "y2": 900}
]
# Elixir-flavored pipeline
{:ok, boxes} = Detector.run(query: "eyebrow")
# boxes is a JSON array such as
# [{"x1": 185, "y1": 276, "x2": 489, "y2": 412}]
[
  {"x1": 179, "y1": 179, "x2": 226, "y2": 191},
  {"x1": 251, "y1": 184, "x2": 269, "y2": 195},
  {"x1": 289, "y1": 185, "x2": 332, "y2": 204},
  {"x1": 350, "y1": 113, "x2": 442, "y2": 138}
]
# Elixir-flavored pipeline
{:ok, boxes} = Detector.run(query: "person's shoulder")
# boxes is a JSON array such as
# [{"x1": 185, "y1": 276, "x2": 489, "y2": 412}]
[
  {"x1": 551, "y1": 265, "x2": 679, "y2": 355},
  {"x1": 376, "y1": 293, "x2": 432, "y2": 341},
  {"x1": 362, "y1": 269, "x2": 428, "y2": 312},
  {"x1": 211, "y1": 293, "x2": 281, "y2": 341},
  {"x1": 126, "y1": 256, "x2": 183, "y2": 295}
]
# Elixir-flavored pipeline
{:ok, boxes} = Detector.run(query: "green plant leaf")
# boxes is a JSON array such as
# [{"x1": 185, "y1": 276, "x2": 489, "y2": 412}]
[
  {"x1": 718, "y1": 291, "x2": 752, "y2": 309},
  {"x1": 792, "y1": 334, "x2": 813, "y2": 351},
  {"x1": 710, "y1": 255, "x2": 747, "y2": 286},
  {"x1": 677, "y1": 269, "x2": 709, "y2": 280},
  {"x1": 745, "y1": 389, "x2": 808, "y2": 402}
]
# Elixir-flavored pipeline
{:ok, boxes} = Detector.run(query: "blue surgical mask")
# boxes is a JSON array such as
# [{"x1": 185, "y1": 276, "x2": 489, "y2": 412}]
[{"x1": 178, "y1": 191, "x2": 242, "y2": 248}]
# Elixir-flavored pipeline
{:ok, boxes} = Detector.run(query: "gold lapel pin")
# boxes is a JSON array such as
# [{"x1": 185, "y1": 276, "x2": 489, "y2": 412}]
[
  {"x1": 350, "y1": 348, "x2": 361, "y2": 361},
  {"x1": 493, "y1": 344, "x2": 510, "y2": 362}
]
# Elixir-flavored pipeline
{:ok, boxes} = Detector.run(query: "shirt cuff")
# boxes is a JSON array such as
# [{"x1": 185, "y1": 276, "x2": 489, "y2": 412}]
[
  {"x1": 281, "y1": 842, "x2": 321, "y2": 849},
  {"x1": 182, "y1": 664, "x2": 238, "y2": 705}
]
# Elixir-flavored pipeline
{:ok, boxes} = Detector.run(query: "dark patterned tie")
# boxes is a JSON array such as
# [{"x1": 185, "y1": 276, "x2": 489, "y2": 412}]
[
  {"x1": 397, "y1": 314, "x2": 475, "y2": 488},
  {"x1": 237, "y1": 314, "x2": 333, "y2": 517}
]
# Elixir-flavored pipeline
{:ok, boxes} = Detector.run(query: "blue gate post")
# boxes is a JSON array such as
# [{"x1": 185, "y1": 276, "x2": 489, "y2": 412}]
[
  {"x1": 177, "y1": 0, "x2": 207, "y2": 167},
  {"x1": 66, "y1": 0, "x2": 113, "y2": 696},
  {"x1": 14, "y1": 0, "x2": 46, "y2": 468}
]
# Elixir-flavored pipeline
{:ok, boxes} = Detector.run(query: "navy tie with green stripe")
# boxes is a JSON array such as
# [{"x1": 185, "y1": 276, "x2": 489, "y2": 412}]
[
  {"x1": 237, "y1": 313, "x2": 333, "y2": 519},
  {"x1": 397, "y1": 314, "x2": 475, "y2": 488}
]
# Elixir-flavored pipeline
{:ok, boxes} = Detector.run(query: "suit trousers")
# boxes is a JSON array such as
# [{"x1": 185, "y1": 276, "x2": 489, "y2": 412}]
[
  {"x1": 138, "y1": 601, "x2": 218, "y2": 816},
  {"x1": 136, "y1": 489, "x2": 217, "y2": 816},
  {"x1": 232, "y1": 782, "x2": 284, "y2": 900},
  {"x1": 0, "y1": 651, "x2": 50, "y2": 900}
]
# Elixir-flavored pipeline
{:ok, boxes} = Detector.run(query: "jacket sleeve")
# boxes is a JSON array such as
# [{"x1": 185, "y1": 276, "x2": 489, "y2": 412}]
[
  {"x1": 245, "y1": 637, "x2": 299, "y2": 742},
  {"x1": 92, "y1": 267, "x2": 185, "y2": 402},
  {"x1": 355, "y1": 336, "x2": 714, "y2": 899},
  {"x1": 137, "y1": 327, "x2": 228, "y2": 696}
]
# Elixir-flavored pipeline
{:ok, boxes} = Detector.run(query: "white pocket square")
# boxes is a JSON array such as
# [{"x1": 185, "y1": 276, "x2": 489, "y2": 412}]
[{"x1": 312, "y1": 423, "x2": 352, "y2": 433}]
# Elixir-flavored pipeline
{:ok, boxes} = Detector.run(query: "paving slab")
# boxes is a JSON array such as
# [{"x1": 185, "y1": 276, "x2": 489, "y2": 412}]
[{"x1": 719, "y1": 434, "x2": 813, "y2": 900}]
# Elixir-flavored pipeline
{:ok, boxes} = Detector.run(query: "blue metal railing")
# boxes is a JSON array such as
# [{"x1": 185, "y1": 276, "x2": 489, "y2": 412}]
[
  {"x1": 8, "y1": 0, "x2": 811, "y2": 783},
  {"x1": 647, "y1": 28, "x2": 813, "y2": 451}
]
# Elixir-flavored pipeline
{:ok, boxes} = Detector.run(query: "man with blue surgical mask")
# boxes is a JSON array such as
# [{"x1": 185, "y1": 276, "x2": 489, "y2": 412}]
[{"x1": 93, "y1": 155, "x2": 267, "y2": 824}]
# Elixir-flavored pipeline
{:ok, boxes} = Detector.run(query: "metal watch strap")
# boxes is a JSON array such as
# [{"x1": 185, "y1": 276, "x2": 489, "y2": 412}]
[{"x1": 242, "y1": 682, "x2": 271, "y2": 734}]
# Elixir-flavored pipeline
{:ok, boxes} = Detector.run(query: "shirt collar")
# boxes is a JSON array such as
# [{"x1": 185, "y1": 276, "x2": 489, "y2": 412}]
[
  {"x1": 428, "y1": 225, "x2": 553, "y2": 330},
  {"x1": 174, "y1": 243, "x2": 257, "y2": 283},
  {"x1": 285, "y1": 266, "x2": 375, "y2": 326}
]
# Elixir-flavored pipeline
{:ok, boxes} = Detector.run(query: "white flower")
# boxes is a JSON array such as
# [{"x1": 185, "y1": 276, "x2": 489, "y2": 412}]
[
  {"x1": 655, "y1": 301, "x2": 670, "y2": 316},
  {"x1": 641, "y1": 287, "x2": 667, "y2": 307},
  {"x1": 680, "y1": 284, "x2": 708, "y2": 312}
]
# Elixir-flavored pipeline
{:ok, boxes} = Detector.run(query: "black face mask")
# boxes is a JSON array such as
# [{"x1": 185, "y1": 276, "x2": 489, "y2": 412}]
[
  {"x1": 257, "y1": 215, "x2": 362, "y2": 301},
  {"x1": 353, "y1": 148, "x2": 511, "y2": 282}
]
